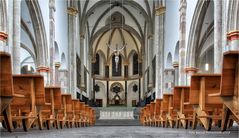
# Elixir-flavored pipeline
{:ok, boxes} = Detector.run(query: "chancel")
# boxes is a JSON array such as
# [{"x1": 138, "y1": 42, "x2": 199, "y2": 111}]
[{"x1": 0, "y1": 0, "x2": 239, "y2": 137}]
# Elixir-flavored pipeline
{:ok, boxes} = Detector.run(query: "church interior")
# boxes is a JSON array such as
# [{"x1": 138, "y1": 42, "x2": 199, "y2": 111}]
[{"x1": 0, "y1": 0, "x2": 239, "y2": 137}]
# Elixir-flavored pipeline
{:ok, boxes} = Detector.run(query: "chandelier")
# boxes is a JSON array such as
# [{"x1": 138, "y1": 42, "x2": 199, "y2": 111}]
[{"x1": 106, "y1": 0, "x2": 126, "y2": 72}]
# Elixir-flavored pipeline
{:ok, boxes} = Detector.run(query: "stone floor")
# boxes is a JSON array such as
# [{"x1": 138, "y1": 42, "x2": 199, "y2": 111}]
[{"x1": 1, "y1": 126, "x2": 238, "y2": 138}]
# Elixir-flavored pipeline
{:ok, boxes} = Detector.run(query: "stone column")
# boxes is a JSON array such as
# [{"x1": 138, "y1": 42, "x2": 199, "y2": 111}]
[
  {"x1": 178, "y1": 0, "x2": 187, "y2": 85},
  {"x1": 12, "y1": 0, "x2": 21, "y2": 74},
  {"x1": 67, "y1": 6, "x2": 78, "y2": 98},
  {"x1": 80, "y1": 35, "x2": 85, "y2": 93},
  {"x1": 55, "y1": 62, "x2": 61, "y2": 86},
  {"x1": 59, "y1": 69, "x2": 68, "y2": 93},
  {"x1": 214, "y1": 0, "x2": 223, "y2": 73},
  {"x1": 49, "y1": 0, "x2": 56, "y2": 85},
  {"x1": 0, "y1": 0, "x2": 8, "y2": 52},
  {"x1": 148, "y1": 35, "x2": 154, "y2": 90},
  {"x1": 173, "y1": 62, "x2": 179, "y2": 86},
  {"x1": 37, "y1": 66, "x2": 50, "y2": 86},
  {"x1": 184, "y1": 67, "x2": 198, "y2": 86},
  {"x1": 155, "y1": 2, "x2": 165, "y2": 99}
]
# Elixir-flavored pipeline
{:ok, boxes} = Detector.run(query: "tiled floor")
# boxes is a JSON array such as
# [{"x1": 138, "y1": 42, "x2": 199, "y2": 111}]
[{"x1": 1, "y1": 126, "x2": 238, "y2": 138}]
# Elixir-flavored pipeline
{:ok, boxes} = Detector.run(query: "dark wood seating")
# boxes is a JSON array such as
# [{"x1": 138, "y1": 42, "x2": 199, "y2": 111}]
[
  {"x1": 190, "y1": 74, "x2": 222, "y2": 131},
  {"x1": 0, "y1": 52, "x2": 14, "y2": 132},
  {"x1": 10, "y1": 74, "x2": 45, "y2": 131},
  {"x1": 220, "y1": 51, "x2": 239, "y2": 131},
  {"x1": 40, "y1": 86, "x2": 61, "y2": 130},
  {"x1": 72, "y1": 99, "x2": 80, "y2": 127},
  {"x1": 173, "y1": 86, "x2": 193, "y2": 129}
]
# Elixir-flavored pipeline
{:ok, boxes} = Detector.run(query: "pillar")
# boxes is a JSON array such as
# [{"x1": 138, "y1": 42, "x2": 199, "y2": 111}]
[
  {"x1": 173, "y1": 62, "x2": 179, "y2": 86},
  {"x1": 55, "y1": 62, "x2": 61, "y2": 86},
  {"x1": 0, "y1": 0, "x2": 8, "y2": 51},
  {"x1": 155, "y1": 1, "x2": 165, "y2": 99},
  {"x1": 12, "y1": 0, "x2": 21, "y2": 74},
  {"x1": 80, "y1": 35, "x2": 85, "y2": 93},
  {"x1": 37, "y1": 66, "x2": 50, "y2": 86},
  {"x1": 184, "y1": 67, "x2": 198, "y2": 86},
  {"x1": 178, "y1": 0, "x2": 187, "y2": 85},
  {"x1": 148, "y1": 35, "x2": 154, "y2": 89},
  {"x1": 214, "y1": 0, "x2": 223, "y2": 73},
  {"x1": 49, "y1": 0, "x2": 56, "y2": 85},
  {"x1": 67, "y1": 5, "x2": 78, "y2": 98}
]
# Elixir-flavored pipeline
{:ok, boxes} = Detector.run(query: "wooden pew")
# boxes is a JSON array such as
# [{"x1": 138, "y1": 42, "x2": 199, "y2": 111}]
[
  {"x1": 220, "y1": 51, "x2": 239, "y2": 131},
  {"x1": 160, "y1": 94, "x2": 173, "y2": 127},
  {"x1": 154, "y1": 99, "x2": 162, "y2": 127},
  {"x1": 11, "y1": 74, "x2": 45, "y2": 131},
  {"x1": 0, "y1": 52, "x2": 14, "y2": 132},
  {"x1": 173, "y1": 86, "x2": 193, "y2": 129},
  {"x1": 190, "y1": 74, "x2": 222, "y2": 131},
  {"x1": 144, "y1": 104, "x2": 150, "y2": 126},
  {"x1": 80, "y1": 102, "x2": 87, "y2": 127},
  {"x1": 149, "y1": 102, "x2": 156, "y2": 126},
  {"x1": 140, "y1": 107, "x2": 146, "y2": 125},
  {"x1": 58, "y1": 94, "x2": 73, "y2": 128},
  {"x1": 72, "y1": 99, "x2": 80, "y2": 127},
  {"x1": 162, "y1": 93, "x2": 177, "y2": 128},
  {"x1": 39, "y1": 86, "x2": 61, "y2": 130}
]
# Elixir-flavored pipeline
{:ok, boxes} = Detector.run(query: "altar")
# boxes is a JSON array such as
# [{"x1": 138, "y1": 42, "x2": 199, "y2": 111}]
[{"x1": 99, "y1": 107, "x2": 135, "y2": 120}]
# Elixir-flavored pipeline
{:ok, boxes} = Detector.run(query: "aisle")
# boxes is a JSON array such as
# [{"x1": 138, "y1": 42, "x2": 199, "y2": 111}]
[{"x1": 1, "y1": 126, "x2": 238, "y2": 138}]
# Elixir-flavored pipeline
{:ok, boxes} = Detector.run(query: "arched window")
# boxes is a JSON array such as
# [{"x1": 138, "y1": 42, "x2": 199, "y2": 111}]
[
  {"x1": 133, "y1": 53, "x2": 138, "y2": 75},
  {"x1": 112, "y1": 54, "x2": 122, "y2": 76},
  {"x1": 95, "y1": 53, "x2": 100, "y2": 75}
]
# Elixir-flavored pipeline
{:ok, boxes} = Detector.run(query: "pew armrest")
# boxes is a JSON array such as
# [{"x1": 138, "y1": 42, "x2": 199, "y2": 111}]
[
  {"x1": 208, "y1": 93, "x2": 220, "y2": 97},
  {"x1": 45, "y1": 102, "x2": 51, "y2": 106},
  {"x1": 13, "y1": 93, "x2": 25, "y2": 98}
]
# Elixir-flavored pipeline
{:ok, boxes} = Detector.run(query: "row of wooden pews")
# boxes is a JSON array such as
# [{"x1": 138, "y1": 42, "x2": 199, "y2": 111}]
[
  {"x1": 140, "y1": 51, "x2": 239, "y2": 131},
  {"x1": 0, "y1": 52, "x2": 95, "y2": 132}
]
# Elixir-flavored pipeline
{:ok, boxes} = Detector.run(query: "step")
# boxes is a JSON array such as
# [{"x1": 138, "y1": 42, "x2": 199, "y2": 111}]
[{"x1": 94, "y1": 119, "x2": 141, "y2": 126}]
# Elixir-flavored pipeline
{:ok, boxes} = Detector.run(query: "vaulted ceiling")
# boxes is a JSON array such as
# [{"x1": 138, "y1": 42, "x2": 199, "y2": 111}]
[{"x1": 78, "y1": 0, "x2": 156, "y2": 62}]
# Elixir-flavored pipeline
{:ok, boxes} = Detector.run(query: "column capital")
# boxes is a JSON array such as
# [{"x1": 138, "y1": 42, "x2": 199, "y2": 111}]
[
  {"x1": 155, "y1": 5, "x2": 166, "y2": 16},
  {"x1": 184, "y1": 67, "x2": 198, "y2": 74},
  {"x1": 0, "y1": 32, "x2": 8, "y2": 41},
  {"x1": 147, "y1": 34, "x2": 154, "y2": 39},
  {"x1": 67, "y1": 7, "x2": 79, "y2": 16},
  {"x1": 55, "y1": 62, "x2": 61, "y2": 68},
  {"x1": 80, "y1": 34, "x2": 85, "y2": 39},
  {"x1": 173, "y1": 61, "x2": 179, "y2": 68},
  {"x1": 37, "y1": 66, "x2": 50, "y2": 72},
  {"x1": 227, "y1": 30, "x2": 239, "y2": 41}
]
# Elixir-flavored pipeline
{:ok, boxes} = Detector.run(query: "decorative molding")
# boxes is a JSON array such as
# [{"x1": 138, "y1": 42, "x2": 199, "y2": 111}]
[
  {"x1": 173, "y1": 61, "x2": 179, "y2": 68},
  {"x1": 227, "y1": 30, "x2": 239, "y2": 41},
  {"x1": 184, "y1": 67, "x2": 199, "y2": 73},
  {"x1": 0, "y1": 32, "x2": 8, "y2": 41},
  {"x1": 55, "y1": 62, "x2": 61, "y2": 68},
  {"x1": 36, "y1": 66, "x2": 50, "y2": 72},
  {"x1": 67, "y1": 7, "x2": 79, "y2": 16},
  {"x1": 155, "y1": 5, "x2": 166, "y2": 16},
  {"x1": 80, "y1": 34, "x2": 85, "y2": 39}
]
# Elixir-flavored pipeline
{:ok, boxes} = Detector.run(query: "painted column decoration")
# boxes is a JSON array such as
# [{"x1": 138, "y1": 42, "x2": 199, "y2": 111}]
[
  {"x1": 178, "y1": 0, "x2": 187, "y2": 86},
  {"x1": 12, "y1": 0, "x2": 21, "y2": 74},
  {"x1": 67, "y1": 5, "x2": 78, "y2": 98},
  {"x1": 184, "y1": 67, "x2": 198, "y2": 85},
  {"x1": 214, "y1": 0, "x2": 223, "y2": 73},
  {"x1": 226, "y1": 31, "x2": 239, "y2": 52},
  {"x1": 49, "y1": 0, "x2": 56, "y2": 85},
  {"x1": 0, "y1": 32, "x2": 8, "y2": 51},
  {"x1": 155, "y1": 1, "x2": 165, "y2": 99}
]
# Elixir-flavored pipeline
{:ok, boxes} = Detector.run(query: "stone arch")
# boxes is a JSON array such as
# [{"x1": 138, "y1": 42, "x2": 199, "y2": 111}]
[
  {"x1": 25, "y1": 0, "x2": 48, "y2": 66},
  {"x1": 186, "y1": 0, "x2": 214, "y2": 67},
  {"x1": 166, "y1": 52, "x2": 173, "y2": 68}
]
